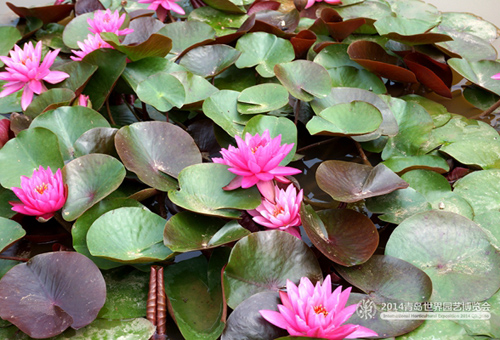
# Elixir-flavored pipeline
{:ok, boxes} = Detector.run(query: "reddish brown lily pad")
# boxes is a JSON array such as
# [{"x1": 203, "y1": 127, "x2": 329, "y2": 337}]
[
  {"x1": 6, "y1": 2, "x2": 74, "y2": 25},
  {"x1": 404, "y1": 52, "x2": 452, "y2": 98}
]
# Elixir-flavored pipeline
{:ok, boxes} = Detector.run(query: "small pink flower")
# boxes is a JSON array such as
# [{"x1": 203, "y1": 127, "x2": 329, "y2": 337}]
[
  {"x1": 10, "y1": 166, "x2": 68, "y2": 221},
  {"x1": 305, "y1": 0, "x2": 341, "y2": 9},
  {"x1": 77, "y1": 94, "x2": 90, "y2": 107},
  {"x1": 87, "y1": 9, "x2": 134, "y2": 36},
  {"x1": 492, "y1": 73, "x2": 500, "y2": 80},
  {"x1": 213, "y1": 130, "x2": 301, "y2": 194},
  {"x1": 139, "y1": 0, "x2": 186, "y2": 17},
  {"x1": 0, "y1": 41, "x2": 69, "y2": 111},
  {"x1": 71, "y1": 34, "x2": 114, "y2": 62},
  {"x1": 260, "y1": 275, "x2": 378, "y2": 339},
  {"x1": 248, "y1": 184, "x2": 303, "y2": 238}
]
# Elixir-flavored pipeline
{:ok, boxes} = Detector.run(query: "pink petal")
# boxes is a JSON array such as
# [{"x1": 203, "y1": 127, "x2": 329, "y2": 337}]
[
  {"x1": 344, "y1": 325, "x2": 378, "y2": 338},
  {"x1": 259, "y1": 310, "x2": 288, "y2": 329},
  {"x1": 43, "y1": 70, "x2": 70, "y2": 84},
  {"x1": 21, "y1": 87, "x2": 34, "y2": 110},
  {"x1": 0, "y1": 82, "x2": 24, "y2": 97}
]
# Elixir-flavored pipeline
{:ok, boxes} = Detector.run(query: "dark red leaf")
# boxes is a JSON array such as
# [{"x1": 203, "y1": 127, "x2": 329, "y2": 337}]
[
  {"x1": 247, "y1": 0, "x2": 281, "y2": 16},
  {"x1": 404, "y1": 51, "x2": 453, "y2": 98},
  {"x1": 290, "y1": 29, "x2": 316, "y2": 58},
  {"x1": 6, "y1": 2, "x2": 73, "y2": 25},
  {"x1": 74, "y1": 0, "x2": 105, "y2": 15}
]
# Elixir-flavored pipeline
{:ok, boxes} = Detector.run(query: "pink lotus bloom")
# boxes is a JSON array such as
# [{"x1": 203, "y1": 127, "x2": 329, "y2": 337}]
[
  {"x1": 260, "y1": 275, "x2": 378, "y2": 339},
  {"x1": 139, "y1": 0, "x2": 186, "y2": 18},
  {"x1": 305, "y1": 0, "x2": 341, "y2": 9},
  {"x1": 71, "y1": 34, "x2": 114, "y2": 62},
  {"x1": 248, "y1": 184, "x2": 303, "y2": 238},
  {"x1": 492, "y1": 72, "x2": 500, "y2": 80},
  {"x1": 10, "y1": 166, "x2": 68, "y2": 221},
  {"x1": 0, "y1": 41, "x2": 69, "y2": 111},
  {"x1": 213, "y1": 130, "x2": 301, "y2": 195},
  {"x1": 87, "y1": 9, "x2": 134, "y2": 36}
]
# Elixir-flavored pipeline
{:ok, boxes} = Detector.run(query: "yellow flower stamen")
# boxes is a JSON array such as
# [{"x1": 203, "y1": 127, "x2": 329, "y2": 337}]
[
  {"x1": 35, "y1": 183, "x2": 48, "y2": 195},
  {"x1": 313, "y1": 304, "x2": 328, "y2": 316},
  {"x1": 272, "y1": 205, "x2": 284, "y2": 217}
]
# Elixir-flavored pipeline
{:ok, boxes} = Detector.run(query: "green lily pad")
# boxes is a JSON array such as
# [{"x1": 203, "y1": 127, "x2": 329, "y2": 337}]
[
  {"x1": 165, "y1": 254, "x2": 226, "y2": 340},
  {"x1": 30, "y1": 106, "x2": 110, "y2": 161},
  {"x1": 440, "y1": 139, "x2": 500, "y2": 169},
  {"x1": 136, "y1": 72, "x2": 186, "y2": 111},
  {"x1": 102, "y1": 32, "x2": 172, "y2": 62},
  {"x1": 87, "y1": 206, "x2": 172, "y2": 263},
  {"x1": 73, "y1": 198, "x2": 144, "y2": 269},
  {"x1": 0, "y1": 217, "x2": 25, "y2": 253},
  {"x1": 397, "y1": 320, "x2": 473, "y2": 339},
  {"x1": 242, "y1": 115, "x2": 298, "y2": 166},
  {"x1": 400, "y1": 94, "x2": 451, "y2": 128},
  {"x1": 327, "y1": 66, "x2": 387, "y2": 94},
  {"x1": 455, "y1": 288, "x2": 500, "y2": 338},
  {"x1": 158, "y1": 21, "x2": 216, "y2": 59},
  {"x1": 382, "y1": 155, "x2": 449, "y2": 174},
  {"x1": 336, "y1": 255, "x2": 432, "y2": 338},
  {"x1": 115, "y1": 121, "x2": 201, "y2": 191},
  {"x1": 301, "y1": 206, "x2": 378, "y2": 266},
  {"x1": 454, "y1": 170, "x2": 500, "y2": 217},
  {"x1": 54, "y1": 61, "x2": 98, "y2": 94},
  {"x1": 448, "y1": 58, "x2": 500, "y2": 97},
  {"x1": 168, "y1": 163, "x2": 261, "y2": 218},
  {"x1": 81, "y1": 49, "x2": 127, "y2": 111},
  {"x1": 171, "y1": 71, "x2": 218, "y2": 108},
  {"x1": 74, "y1": 127, "x2": 118, "y2": 157},
  {"x1": 316, "y1": 160, "x2": 408, "y2": 203},
  {"x1": 235, "y1": 32, "x2": 295, "y2": 78},
  {"x1": 24, "y1": 89, "x2": 75, "y2": 119},
  {"x1": 0, "y1": 186, "x2": 17, "y2": 218},
  {"x1": 179, "y1": 44, "x2": 241, "y2": 78},
  {"x1": 61, "y1": 12, "x2": 94, "y2": 49},
  {"x1": 35, "y1": 23, "x2": 70, "y2": 54},
  {"x1": 52, "y1": 318, "x2": 156, "y2": 340},
  {"x1": 164, "y1": 211, "x2": 250, "y2": 252},
  {"x1": 214, "y1": 65, "x2": 257, "y2": 91},
  {"x1": 463, "y1": 85, "x2": 500, "y2": 111},
  {"x1": 306, "y1": 101, "x2": 383, "y2": 136},
  {"x1": 202, "y1": 90, "x2": 252, "y2": 137},
  {"x1": 223, "y1": 230, "x2": 322, "y2": 309},
  {"x1": 475, "y1": 211, "x2": 500, "y2": 250},
  {"x1": 385, "y1": 210, "x2": 500, "y2": 302},
  {"x1": 122, "y1": 57, "x2": 186, "y2": 92},
  {"x1": 0, "y1": 81, "x2": 22, "y2": 113},
  {"x1": 0, "y1": 128, "x2": 64, "y2": 189},
  {"x1": 188, "y1": 7, "x2": 248, "y2": 36},
  {"x1": 237, "y1": 83, "x2": 289, "y2": 114},
  {"x1": 274, "y1": 60, "x2": 331, "y2": 102},
  {"x1": 62, "y1": 154, "x2": 126, "y2": 221},
  {"x1": 0, "y1": 26, "x2": 21, "y2": 68},
  {"x1": 98, "y1": 267, "x2": 149, "y2": 319}
]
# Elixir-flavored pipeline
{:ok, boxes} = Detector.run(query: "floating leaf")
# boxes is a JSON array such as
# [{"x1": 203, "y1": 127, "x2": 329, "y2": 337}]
[
  {"x1": 404, "y1": 52, "x2": 452, "y2": 98},
  {"x1": 164, "y1": 211, "x2": 250, "y2": 252},
  {"x1": 52, "y1": 318, "x2": 155, "y2": 340},
  {"x1": 171, "y1": 71, "x2": 219, "y2": 108},
  {"x1": 0, "y1": 26, "x2": 21, "y2": 68},
  {"x1": 385, "y1": 210, "x2": 500, "y2": 302},
  {"x1": 74, "y1": 127, "x2": 118, "y2": 157},
  {"x1": 0, "y1": 252, "x2": 106, "y2": 338},
  {"x1": 301, "y1": 206, "x2": 378, "y2": 266},
  {"x1": 237, "y1": 83, "x2": 289, "y2": 114},
  {"x1": 463, "y1": 84, "x2": 500, "y2": 110},
  {"x1": 62, "y1": 154, "x2": 126, "y2": 221},
  {"x1": 62, "y1": 12, "x2": 94, "y2": 49},
  {"x1": 223, "y1": 230, "x2": 322, "y2": 309},
  {"x1": 54, "y1": 61, "x2": 98, "y2": 94},
  {"x1": 397, "y1": 320, "x2": 473, "y2": 339},
  {"x1": 24, "y1": 89, "x2": 75, "y2": 119},
  {"x1": 448, "y1": 58, "x2": 500, "y2": 97},
  {"x1": 400, "y1": 94, "x2": 451, "y2": 128},
  {"x1": 0, "y1": 186, "x2": 17, "y2": 219},
  {"x1": 168, "y1": 163, "x2": 261, "y2": 218},
  {"x1": 179, "y1": 44, "x2": 241, "y2": 78},
  {"x1": 159, "y1": 21, "x2": 216, "y2": 59},
  {"x1": 102, "y1": 32, "x2": 172, "y2": 62},
  {"x1": 122, "y1": 57, "x2": 186, "y2": 92},
  {"x1": 382, "y1": 155, "x2": 449, "y2": 174},
  {"x1": 87, "y1": 207, "x2": 172, "y2": 263},
  {"x1": 440, "y1": 139, "x2": 500, "y2": 169},
  {"x1": 188, "y1": 7, "x2": 249, "y2": 36},
  {"x1": 235, "y1": 32, "x2": 295, "y2": 78},
  {"x1": 6, "y1": 2, "x2": 74, "y2": 25},
  {"x1": 115, "y1": 121, "x2": 201, "y2": 191},
  {"x1": 136, "y1": 72, "x2": 186, "y2": 111},
  {"x1": 0, "y1": 218, "x2": 25, "y2": 253},
  {"x1": 454, "y1": 170, "x2": 500, "y2": 217}
]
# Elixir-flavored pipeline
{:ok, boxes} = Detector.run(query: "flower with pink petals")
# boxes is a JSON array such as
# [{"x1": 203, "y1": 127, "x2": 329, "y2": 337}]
[
  {"x1": 0, "y1": 119, "x2": 14, "y2": 149},
  {"x1": 248, "y1": 184, "x2": 303, "y2": 238},
  {"x1": 0, "y1": 41, "x2": 69, "y2": 111},
  {"x1": 305, "y1": 0, "x2": 341, "y2": 9},
  {"x1": 139, "y1": 0, "x2": 186, "y2": 20},
  {"x1": 9, "y1": 166, "x2": 68, "y2": 221},
  {"x1": 212, "y1": 130, "x2": 301, "y2": 194},
  {"x1": 492, "y1": 72, "x2": 500, "y2": 80},
  {"x1": 71, "y1": 34, "x2": 114, "y2": 62},
  {"x1": 260, "y1": 275, "x2": 378, "y2": 339},
  {"x1": 87, "y1": 9, "x2": 134, "y2": 36},
  {"x1": 76, "y1": 94, "x2": 90, "y2": 107}
]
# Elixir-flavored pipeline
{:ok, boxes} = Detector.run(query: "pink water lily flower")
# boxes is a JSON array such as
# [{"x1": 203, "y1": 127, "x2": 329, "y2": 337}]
[
  {"x1": 0, "y1": 41, "x2": 69, "y2": 111},
  {"x1": 213, "y1": 130, "x2": 301, "y2": 195},
  {"x1": 248, "y1": 184, "x2": 303, "y2": 238},
  {"x1": 71, "y1": 34, "x2": 114, "y2": 62},
  {"x1": 77, "y1": 94, "x2": 90, "y2": 107},
  {"x1": 260, "y1": 275, "x2": 378, "y2": 339},
  {"x1": 139, "y1": 0, "x2": 186, "y2": 20},
  {"x1": 492, "y1": 72, "x2": 500, "y2": 80},
  {"x1": 10, "y1": 166, "x2": 68, "y2": 222},
  {"x1": 87, "y1": 9, "x2": 134, "y2": 36},
  {"x1": 305, "y1": 0, "x2": 341, "y2": 9}
]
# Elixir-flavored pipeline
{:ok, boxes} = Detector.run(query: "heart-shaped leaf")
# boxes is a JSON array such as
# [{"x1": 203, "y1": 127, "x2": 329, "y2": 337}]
[
  {"x1": 136, "y1": 72, "x2": 186, "y2": 111},
  {"x1": 223, "y1": 230, "x2": 322, "y2": 309},
  {"x1": 24, "y1": 89, "x2": 75, "y2": 119},
  {"x1": 171, "y1": 71, "x2": 219, "y2": 108},
  {"x1": 179, "y1": 44, "x2": 241, "y2": 78},
  {"x1": 188, "y1": 7, "x2": 249, "y2": 36},
  {"x1": 301, "y1": 206, "x2": 379, "y2": 266},
  {"x1": 102, "y1": 32, "x2": 172, "y2": 62},
  {"x1": 61, "y1": 12, "x2": 94, "y2": 49},
  {"x1": 87, "y1": 206, "x2": 172, "y2": 263},
  {"x1": 122, "y1": 57, "x2": 187, "y2": 92},
  {"x1": 237, "y1": 83, "x2": 289, "y2": 114},
  {"x1": 448, "y1": 58, "x2": 500, "y2": 97},
  {"x1": 0, "y1": 252, "x2": 106, "y2": 338},
  {"x1": 168, "y1": 163, "x2": 261, "y2": 218},
  {"x1": 203, "y1": 90, "x2": 252, "y2": 137},
  {"x1": 53, "y1": 61, "x2": 98, "y2": 93},
  {"x1": 62, "y1": 154, "x2": 126, "y2": 221},
  {"x1": 158, "y1": 21, "x2": 216, "y2": 59},
  {"x1": 0, "y1": 217, "x2": 25, "y2": 253},
  {"x1": 115, "y1": 121, "x2": 201, "y2": 191}
]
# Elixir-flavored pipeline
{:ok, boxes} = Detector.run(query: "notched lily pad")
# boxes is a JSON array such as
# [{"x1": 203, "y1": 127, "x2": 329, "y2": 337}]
[
  {"x1": 237, "y1": 83, "x2": 289, "y2": 114},
  {"x1": 179, "y1": 44, "x2": 241, "y2": 78}
]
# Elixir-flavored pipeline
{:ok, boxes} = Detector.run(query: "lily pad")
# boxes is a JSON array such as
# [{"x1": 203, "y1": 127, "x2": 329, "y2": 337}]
[
  {"x1": 397, "y1": 320, "x2": 473, "y2": 339},
  {"x1": 158, "y1": 21, "x2": 216, "y2": 59},
  {"x1": 440, "y1": 139, "x2": 500, "y2": 169},
  {"x1": 400, "y1": 94, "x2": 451, "y2": 128},
  {"x1": 102, "y1": 32, "x2": 172, "y2": 62},
  {"x1": 235, "y1": 32, "x2": 295, "y2": 78},
  {"x1": 382, "y1": 155, "x2": 450, "y2": 174},
  {"x1": 62, "y1": 154, "x2": 126, "y2": 221},
  {"x1": 164, "y1": 211, "x2": 250, "y2": 252},
  {"x1": 115, "y1": 121, "x2": 201, "y2": 191},
  {"x1": 171, "y1": 71, "x2": 219, "y2": 108},
  {"x1": 463, "y1": 85, "x2": 500, "y2": 111},
  {"x1": 0, "y1": 252, "x2": 106, "y2": 338},
  {"x1": 53, "y1": 61, "x2": 98, "y2": 94},
  {"x1": 0, "y1": 186, "x2": 17, "y2": 219},
  {"x1": 53, "y1": 318, "x2": 155, "y2": 339},
  {"x1": 74, "y1": 127, "x2": 118, "y2": 157},
  {"x1": 237, "y1": 83, "x2": 289, "y2": 114},
  {"x1": 448, "y1": 58, "x2": 500, "y2": 97},
  {"x1": 454, "y1": 170, "x2": 500, "y2": 217},
  {"x1": 0, "y1": 128, "x2": 64, "y2": 189},
  {"x1": 0, "y1": 26, "x2": 21, "y2": 68},
  {"x1": 179, "y1": 44, "x2": 241, "y2": 78},
  {"x1": 30, "y1": 106, "x2": 110, "y2": 161},
  {"x1": 136, "y1": 72, "x2": 186, "y2": 111},
  {"x1": 316, "y1": 160, "x2": 408, "y2": 203},
  {"x1": 0, "y1": 218, "x2": 25, "y2": 253},
  {"x1": 188, "y1": 7, "x2": 248, "y2": 36},
  {"x1": 301, "y1": 206, "x2": 378, "y2": 266},
  {"x1": 122, "y1": 57, "x2": 187, "y2": 92},
  {"x1": 24, "y1": 88, "x2": 75, "y2": 119},
  {"x1": 87, "y1": 206, "x2": 172, "y2": 263},
  {"x1": 385, "y1": 210, "x2": 500, "y2": 302},
  {"x1": 274, "y1": 60, "x2": 331, "y2": 101},
  {"x1": 223, "y1": 230, "x2": 322, "y2": 309},
  {"x1": 62, "y1": 12, "x2": 94, "y2": 49},
  {"x1": 168, "y1": 163, "x2": 261, "y2": 218}
]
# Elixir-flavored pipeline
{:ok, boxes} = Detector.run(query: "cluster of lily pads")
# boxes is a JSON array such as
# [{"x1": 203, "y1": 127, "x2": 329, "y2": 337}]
[{"x1": 1, "y1": 0, "x2": 500, "y2": 338}]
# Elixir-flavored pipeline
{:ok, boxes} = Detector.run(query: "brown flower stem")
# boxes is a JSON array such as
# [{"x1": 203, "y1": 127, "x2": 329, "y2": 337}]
[
  {"x1": 105, "y1": 99, "x2": 116, "y2": 126},
  {"x1": 303, "y1": 197, "x2": 339, "y2": 209},
  {"x1": 122, "y1": 94, "x2": 142, "y2": 122},
  {"x1": 157, "y1": 191, "x2": 167, "y2": 219},
  {"x1": 296, "y1": 138, "x2": 336, "y2": 154},
  {"x1": 141, "y1": 102, "x2": 151, "y2": 121},
  {"x1": 470, "y1": 97, "x2": 500, "y2": 119},
  {"x1": 156, "y1": 266, "x2": 167, "y2": 335},
  {"x1": 354, "y1": 140, "x2": 372, "y2": 166},
  {"x1": 54, "y1": 211, "x2": 72, "y2": 234},
  {"x1": 294, "y1": 99, "x2": 300, "y2": 125},
  {"x1": 147, "y1": 266, "x2": 157, "y2": 328},
  {"x1": 0, "y1": 255, "x2": 29, "y2": 262}
]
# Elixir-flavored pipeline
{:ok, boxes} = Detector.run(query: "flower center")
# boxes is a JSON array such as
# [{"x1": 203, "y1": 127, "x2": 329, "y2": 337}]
[
  {"x1": 313, "y1": 304, "x2": 328, "y2": 316},
  {"x1": 35, "y1": 183, "x2": 48, "y2": 195},
  {"x1": 272, "y1": 205, "x2": 284, "y2": 217}
]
